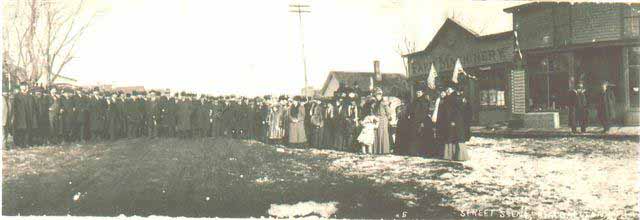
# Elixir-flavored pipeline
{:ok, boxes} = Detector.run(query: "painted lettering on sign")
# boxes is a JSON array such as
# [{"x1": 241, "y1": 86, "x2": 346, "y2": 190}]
[{"x1": 409, "y1": 46, "x2": 512, "y2": 76}]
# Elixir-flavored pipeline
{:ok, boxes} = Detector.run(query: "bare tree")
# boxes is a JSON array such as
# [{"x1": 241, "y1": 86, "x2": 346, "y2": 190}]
[
  {"x1": 394, "y1": 36, "x2": 417, "y2": 76},
  {"x1": 3, "y1": 0, "x2": 95, "y2": 86}
]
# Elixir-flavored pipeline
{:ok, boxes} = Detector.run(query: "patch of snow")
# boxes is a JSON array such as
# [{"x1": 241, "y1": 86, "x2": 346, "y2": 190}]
[
  {"x1": 255, "y1": 176, "x2": 274, "y2": 185},
  {"x1": 73, "y1": 192, "x2": 82, "y2": 201},
  {"x1": 268, "y1": 201, "x2": 338, "y2": 218}
]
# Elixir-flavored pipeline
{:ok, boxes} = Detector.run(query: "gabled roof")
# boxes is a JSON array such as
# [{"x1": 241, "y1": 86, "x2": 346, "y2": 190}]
[
  {"x1": 503, "y1": 2, "x2": 553, "y2": 14},
  {"x1": 403, "y1": 18, "x2": 513, "y2": 57},
  {"x1": 320, "y1": 71, "x2": 410, "y2": 98}
]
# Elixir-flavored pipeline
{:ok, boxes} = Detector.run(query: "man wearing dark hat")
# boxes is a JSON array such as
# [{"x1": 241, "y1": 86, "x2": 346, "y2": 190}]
[
  {"x1": 326, "y1": 94, "x2": 344, "y2": 149},
  {"x1": 255, "y1": 96, "x2": 270, "y2": 142},
  {"x1": 208, "y1": 96, "x2": 221, "y2": 138},
  {"x1": 220, "y1": 96, "x2": 236, "y2": 138},
  {"x1": 567, "y1": 81, "x2": 589, "y2": 133},
  {"x1": 145, "y1": 90, "x2": 160, "y2": 138},
  {"x1": 596, "y1": 80, "x2": 616, "y2": 133},
  {"x1": 33, "y1": 86, "x2": 50, "y2": 145},
  {"x1": 243, "y1": 98, "x2": 256, "y2": 140},
  {"x1": 87, "y1": 88, "x2": 105, "y2": 141},
  {"x1": 59, "y1": 87, "x2": 76, "y2": 143},
  {"x1": 126, "y1": 91, "x2": 144, "y2": 138},
  {"x1": 105, "y1": 92, "x2": 121, "y2": 140},
  {"x1": 116, "y1": 91, "x2": 128, "y2": 138},
  {"x1": 176, "y1": 92, "x2": 193, "y2": 138},
  {"x1": 159, "y1": 92, "x2": 177, "y2": 137},
  {"x1": 11, "y1": 82, "x2": 37, "y2": 147},
  {"x1": 192, "y1": 94, "x2": 209, "y2": 138},
  {"x1": 340, "y1": 92, "x2": 360, "y2": 151},
  {"x1": 46, "y1": 87, "x2": 62, "y2": 144},
  {"x1": 74, "y1": 89, "x2": 90, "y2": 142}
]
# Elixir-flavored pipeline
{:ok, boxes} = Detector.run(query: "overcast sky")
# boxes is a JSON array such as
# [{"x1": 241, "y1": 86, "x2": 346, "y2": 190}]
[{"x1": 63, "y1": 0, "x2": 522, "y2": 95}]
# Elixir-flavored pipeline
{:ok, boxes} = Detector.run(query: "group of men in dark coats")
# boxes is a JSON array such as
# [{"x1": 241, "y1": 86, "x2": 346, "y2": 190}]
[
  {"x1": 566, "y1": 80, "x2": 617, "y2": 133},
  {"x1": 2, "y1": 83, "x2": 278, "y2": 148}
]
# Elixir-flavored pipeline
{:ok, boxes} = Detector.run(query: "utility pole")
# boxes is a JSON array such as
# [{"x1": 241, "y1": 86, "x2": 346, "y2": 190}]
[{"x1": 289, "y1": 4, "x2": 310, "y2": 94}]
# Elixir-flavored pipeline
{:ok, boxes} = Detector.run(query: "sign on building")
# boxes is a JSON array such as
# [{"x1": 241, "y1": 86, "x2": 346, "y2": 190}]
[{"x1": 510, "y1": 69, "x2": 526, "y2": 114}]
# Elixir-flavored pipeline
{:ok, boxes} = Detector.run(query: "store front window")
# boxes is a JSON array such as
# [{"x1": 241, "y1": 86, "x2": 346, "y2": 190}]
[
  {"x1": 526, "y1": 55, "x2": 570, "y2": 111},
  {"x1": 630, "y1": 47, "x2": 640, "y2": 108},
  {"x1": 478, "y1": 69, "x2": 506, "y2": 108}
]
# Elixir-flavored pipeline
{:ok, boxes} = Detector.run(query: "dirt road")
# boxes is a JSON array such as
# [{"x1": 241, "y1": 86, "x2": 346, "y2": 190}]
[{"x1": 2, "y1": 138, "x2": 456, "y2": 218}]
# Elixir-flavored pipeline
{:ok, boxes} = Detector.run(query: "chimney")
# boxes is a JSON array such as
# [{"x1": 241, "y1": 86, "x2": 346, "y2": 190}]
[{"x1": 374, "y1": 60, "x2": 381, "y2": 81}]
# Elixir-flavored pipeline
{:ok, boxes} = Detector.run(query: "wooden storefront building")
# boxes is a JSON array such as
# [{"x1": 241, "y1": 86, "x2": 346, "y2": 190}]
[{"x1": 505, "y1": 2, "x2": 640, "y2": 125}]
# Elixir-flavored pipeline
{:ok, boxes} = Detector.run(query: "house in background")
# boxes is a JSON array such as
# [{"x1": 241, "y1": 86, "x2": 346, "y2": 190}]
[
  {"x1": 114, "y1": 86, "x2": 146, "y2": 94},
  {"x1": 320, "y1": 70, "x2": 410, "y2": 98},
  {"x1": 37, "y1": 75, "x2": 78, "y2": 88}
]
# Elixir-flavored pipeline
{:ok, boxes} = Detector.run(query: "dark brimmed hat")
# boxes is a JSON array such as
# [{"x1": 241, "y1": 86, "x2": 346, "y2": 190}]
[{"x1": 415, "y1": 81, "x2": 427, "y2": 92}]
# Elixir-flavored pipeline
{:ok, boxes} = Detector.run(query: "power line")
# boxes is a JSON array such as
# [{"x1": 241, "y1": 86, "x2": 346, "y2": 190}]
[{"x1": 289, "y1": 4, "x2": 310, "y2": 94}]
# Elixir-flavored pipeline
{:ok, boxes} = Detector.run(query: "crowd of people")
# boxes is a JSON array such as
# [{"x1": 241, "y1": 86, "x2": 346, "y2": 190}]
[{"x1": 2, "y1": 80, "x2": 475, "y2": 161}]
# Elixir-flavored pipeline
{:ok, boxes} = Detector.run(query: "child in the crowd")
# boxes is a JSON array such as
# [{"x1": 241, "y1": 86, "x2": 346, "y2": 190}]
[{"x1": 357, "y1": 114, "x2": 378, "y2": 154}]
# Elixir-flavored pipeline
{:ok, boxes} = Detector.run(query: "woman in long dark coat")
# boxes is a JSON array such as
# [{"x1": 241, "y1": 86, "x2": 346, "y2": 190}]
[
  {"x1": 409, "y1": 88, "x2": 435, "y2": 157},
  {"x1": 310, "y1": 100, "x2": 325, "y2": 148},
  {"x1": 341, "y1": 96, "x2": 359, "y2": 152},
  {"x1": 596, "y1": 81, "x2": 616, "y2": 133},
  {"x1": 435, "y1": 87, "x2": 470, "y2": 161},
  {"x1": 394, "y1": 102, "x2": 412, "y2": 155},
  {"x1": 459, "y1": 91, "x2": 473, "y2": 142},
  {"x1": 322, "y1": 102, "x2": 335, "y2": 147},
  {"x1": 331, "y1": 99, "x2": 344, "y2": 150}
]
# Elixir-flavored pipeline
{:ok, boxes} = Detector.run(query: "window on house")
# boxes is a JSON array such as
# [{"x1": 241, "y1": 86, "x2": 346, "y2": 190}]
[{"x1": 624, "y1": 6, "x2": 640, "y2": 38}]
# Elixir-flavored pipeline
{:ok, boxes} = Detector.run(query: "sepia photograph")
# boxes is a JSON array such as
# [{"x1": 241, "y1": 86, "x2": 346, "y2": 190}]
[{"x1": 1, "y1": 0, "x2": 639, "y2": 219}]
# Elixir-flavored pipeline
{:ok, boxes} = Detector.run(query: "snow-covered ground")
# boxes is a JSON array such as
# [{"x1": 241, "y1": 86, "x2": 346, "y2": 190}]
[{"x1": 284, "y1": 137, "x2": 639, "y2": 219}]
